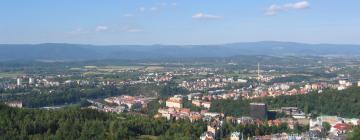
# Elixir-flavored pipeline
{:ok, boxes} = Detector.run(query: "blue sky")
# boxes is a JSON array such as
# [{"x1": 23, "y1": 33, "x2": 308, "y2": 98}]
[{"x1": 0, "y1": 0, "x2": 359, "y2": 45}]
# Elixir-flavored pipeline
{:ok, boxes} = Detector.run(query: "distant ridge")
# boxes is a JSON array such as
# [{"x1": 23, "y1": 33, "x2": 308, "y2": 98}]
[{"x1": 0, "y1": 41, "x2": 360, "y2": 61}]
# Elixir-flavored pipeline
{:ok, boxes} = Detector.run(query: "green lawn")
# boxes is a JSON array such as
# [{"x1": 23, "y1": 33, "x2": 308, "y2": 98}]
[{"x1": 0, "y1": 72, "x2": 23, "y2": 78}]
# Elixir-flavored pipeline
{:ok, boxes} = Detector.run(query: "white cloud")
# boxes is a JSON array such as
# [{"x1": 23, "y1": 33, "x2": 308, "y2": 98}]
[
  {"x1": 126, "y1": 28, "x2": 143, "y2": 33},
  {"x1": 136, "y1": 3, "x2": 177, "y2": 14},
  {"x1": 192, "y1": 13, "x2": 222, "y2": 20},
  {"x1": 265, "y1": 1, "x2": 310, "y2": 16},
  {"x1": 291, "y1": 1, "x2": 310, "y2": 9},
  {"x1": 69, "y1": 28, "x2": 87, "y2": 34},
  {"x1": 124, "y1": 14, "x2": 133, "y2": 17},
  {"x1": 95, "y1": 26, "x2": 108, "y2": 32},
  {"x1": 150, "y1": 6, "x2": 158, "y2": 11},
  {"x1": 138, "y1": 7, "x2": 146, "y2": 12}
]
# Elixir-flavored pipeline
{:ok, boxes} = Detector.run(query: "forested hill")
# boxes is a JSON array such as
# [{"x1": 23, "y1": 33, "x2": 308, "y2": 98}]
[
  {"x1": 1, "y1": 41, "x2": 360, "y2": 61},
  {"x1": 0, "y1": 104, "x2": 207, "y2": 140}
]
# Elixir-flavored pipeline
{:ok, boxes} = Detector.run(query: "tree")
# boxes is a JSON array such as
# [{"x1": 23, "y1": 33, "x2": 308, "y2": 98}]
[
  {"x1": 347, "y1": 127, "x2": 360, "y2": 140},
  {"x1": 322, "y1": 122, "x2": 331, "y2": 133}
]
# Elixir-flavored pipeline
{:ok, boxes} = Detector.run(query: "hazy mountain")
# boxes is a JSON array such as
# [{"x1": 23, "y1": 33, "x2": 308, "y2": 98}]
[{"x1": 0, "y1": 41, "x2": 359, "y2": 61}]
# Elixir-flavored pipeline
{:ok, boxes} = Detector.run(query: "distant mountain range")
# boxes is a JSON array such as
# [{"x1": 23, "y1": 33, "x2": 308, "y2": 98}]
[{"x1": 0, "y1": 41, "x2": 359, "y2": 61}]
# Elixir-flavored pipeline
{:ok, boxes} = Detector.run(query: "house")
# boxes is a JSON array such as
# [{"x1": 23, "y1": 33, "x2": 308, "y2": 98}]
[
  {"x1": 207, "y1": 121, "x2": 221, "y2": 139},
  {"x1": 268, "y1": 119, "x2": 281, "y2": 127},
  {"x1": 166, "y1": 97, "x2": 183, "y2": 108},
  {"x1": 180, "y1": 108, "x2": 190, "y2": 115},
  {"x1": 202, "y1": 102, "x2": 211, "y2": 109},
  {"x1": 192, "y1": 100, "x2": 202, "y2": 107},
  {"x1": 190, "y1": 112, "x2": 202, "y2": 122},
  {"x1": 200, "y1": 131, "x2": 215, "y2": 140},
  {"x1": 237, "y1": 117, "x2": 254, "y2": 125},
  {"x1": 281, "y1": 107, "x2": 302, "y2": 116},
  {"x1": 331, "y1": 123, "x2": 350, "y2": 136},
  {"x1": 311, "y1": 83, "x2": 319, "y2": 90}
]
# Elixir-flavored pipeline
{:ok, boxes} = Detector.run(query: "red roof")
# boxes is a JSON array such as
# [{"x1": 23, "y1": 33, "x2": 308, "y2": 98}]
[
  {"x1": 180, "y1": 108, "x2": 190, "y2": 113},
  {"x1": 333, "y1": 123, "x2": 349, "y2": 131}
]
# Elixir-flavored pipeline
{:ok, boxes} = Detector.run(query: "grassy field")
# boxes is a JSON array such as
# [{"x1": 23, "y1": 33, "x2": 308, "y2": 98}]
[{"x1": 0, "y1": 72, "x2": 23, "y2": 78}]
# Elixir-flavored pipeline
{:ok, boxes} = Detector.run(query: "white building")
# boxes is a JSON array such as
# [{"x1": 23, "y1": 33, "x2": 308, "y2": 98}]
[
  {"x1": 230, "y1": 132, "x2": 242, "y2": 140},
  {"x1": 16, "y1": 78, "x2": 22, "y2": 86},
  {"x1": 5, "y1": 101, "x2": 23, "y2": 108},
  {"x1": 237, "y1": 79, "x2": 247, "y2": 83},
  {"x1": 29, "y1": 77, "x2": 34, "y2": 84},
  {"x1": 339, "y1": 80, "x2": 347, "y2": 85},
  {"x1": 202, "y1": 102, "x2": 211, "y2": 109},
  {"x1": 337, "y1": 85, "x2": 346, "y2": 91}
]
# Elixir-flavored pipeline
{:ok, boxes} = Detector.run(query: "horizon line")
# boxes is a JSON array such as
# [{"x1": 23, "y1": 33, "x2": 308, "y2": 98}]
[{"x1": 1, "y1": 40, "x2": 360, "y2": 46}]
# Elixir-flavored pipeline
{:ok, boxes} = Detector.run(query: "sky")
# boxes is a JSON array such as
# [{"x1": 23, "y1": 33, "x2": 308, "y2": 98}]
[{"x1": 0, "y1": 0, "x2": 359, "y2": 45}]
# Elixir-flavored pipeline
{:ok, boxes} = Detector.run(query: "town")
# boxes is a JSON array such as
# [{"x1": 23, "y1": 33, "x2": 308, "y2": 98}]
[{"x1": 1, "y1": 56, "x2": 360, "y2": 139}]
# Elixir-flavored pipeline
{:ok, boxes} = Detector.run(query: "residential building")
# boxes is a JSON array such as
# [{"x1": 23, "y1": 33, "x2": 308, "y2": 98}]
[
  {"x1": 200, "y1": 131, "x2": 215, "y2": 140},
  {"x1": 29, "y1": 77, "x2": 34, "y2": 84},
  {"x1": 250, "y1": 103, "x2": 267, "y2": 121},
  {"x1": 192, "y1": 100, "x2": 202, "y2": 107},
  {"x1": 207, "y1": 121, "x2": 221, "y2": 139},
  {"x1": 331, "y1": 123, "x2": 350, "y2": 136},
  {"x1": 166, "y1": 97, "x2": 183, "y2": 108},
  {"x1": 202, "y1": 102, "x2": 211, "y2": 109}
]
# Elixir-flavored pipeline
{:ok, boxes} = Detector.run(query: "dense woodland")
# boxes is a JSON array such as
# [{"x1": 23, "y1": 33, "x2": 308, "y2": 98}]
[
  {"x1": 0, "y1": 104, "x2": 206, "y2": 140},
  {"x1": 210, "y1": 87, "x2": 360, "y2": 118},
  {"x1": 0, "y1": 104, "x2": 304, "y2": 140}
]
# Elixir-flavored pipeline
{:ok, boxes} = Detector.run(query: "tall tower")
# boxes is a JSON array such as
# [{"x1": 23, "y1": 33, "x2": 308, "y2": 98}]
[
  {"x1": 257, "y1": 63, "x2": 260, "y2": 80},
  {"x1": 16, "y1": 78, "x2": 22, "y2": 86}
]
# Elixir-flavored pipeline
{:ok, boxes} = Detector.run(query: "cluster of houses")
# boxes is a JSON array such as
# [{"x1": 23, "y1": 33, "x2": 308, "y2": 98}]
[
  {"x1": 179, "y1": 77, "x2": 248, "y2": 91},
  {"x1": 0, "y1": 76, "x2": 61, "y2": 89},
  {"x1": 155, "y1": 95, "x2": 360, "y2": 140},
  {"x1": 253, "y1": 133, "x2": 314, "y2": 140},
  {"x1": 0, "y1": 75, "x2": 120, "y2": 91},
  {"x1": 5, "y1": 101, "x2": 23, "y2": 108},
  {"x1": 88, "y1": 95, "x2": 150, "y2": 113},
  {"x1": 244, "y1": 79, "x2": 357, "y2": 99},
  {"x1": 337, "y1": 79, "x2": 353, "y2": 90},
  {"x1": 156, "y1": 95, "x2": 221, "y2": 122},
  {"x1": 188, "y1": 92, "x2": 240, "y2": 101},
  {"x1": 104, "y1": 95, "x2": 149, "y2": 111},
  {"x1": 138, "y1": 72, "x2": 173, "y2": 82},
  {"x1": 310, "y1": 116, "x2": 360, "y2": 137}
]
